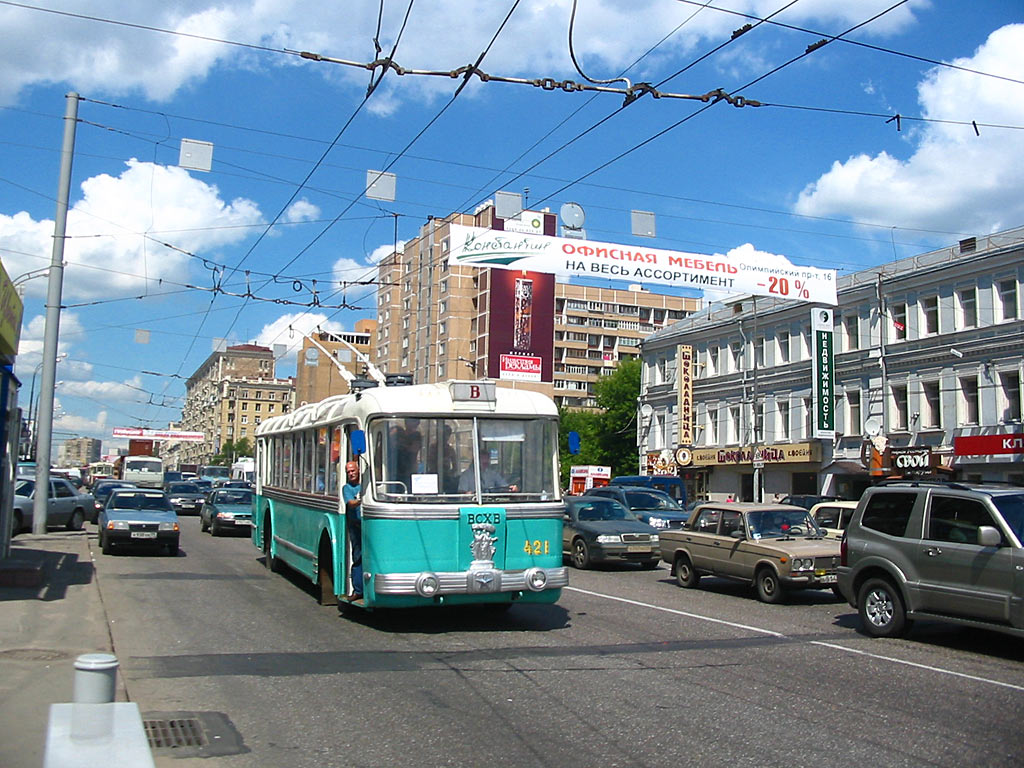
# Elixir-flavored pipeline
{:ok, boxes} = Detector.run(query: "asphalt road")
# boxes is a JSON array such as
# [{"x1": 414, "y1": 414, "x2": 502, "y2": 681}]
[{"x1": 91, "y1": 518, "x2": 1024, "y2": 768}]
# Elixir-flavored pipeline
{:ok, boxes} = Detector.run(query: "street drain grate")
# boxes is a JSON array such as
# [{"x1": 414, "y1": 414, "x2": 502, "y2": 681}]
[
  {"x1": 145, "y1": 717, "x2": 206, "y2": 748},
  {"x1": 142, "y1": 711, "x2": 249, "y2": 758}
]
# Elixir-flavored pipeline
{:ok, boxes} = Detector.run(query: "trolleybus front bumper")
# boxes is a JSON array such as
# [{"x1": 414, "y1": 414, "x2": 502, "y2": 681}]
[{"x1": 373, "y1": 566, "x2": 569, "y2": 598}]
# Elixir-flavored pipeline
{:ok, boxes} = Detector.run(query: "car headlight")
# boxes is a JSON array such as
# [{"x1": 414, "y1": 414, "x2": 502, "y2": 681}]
[
  {"x1": 216, "y1": 511, "x2": 235, "y2": 519},
  {"x1": 415, "y1": 573, "x2": 440, "y2": 597},
  {"x1": 524, "y1": 567, "x2": 548, "y2": 591},
  {"x1": 791, "y1": 558, "x2": 813, "y2": 571},
  {"x1": 650, "y1": 534, "x2": 659, "y2": 544},
  {"x1": 647, "y1": 517, "x2": 667, "y2": 528},
  {"x1": 169, "y1": 497, "x2": 183, "y2": 504},
  {"x1": 108, "y1": 520, "x2": 129, "y2": 530},
  {"x1": 158, "y1": 522, "x2": 179, "y2": 531},
  {"x1": 596, "y1": 534, "x2": 622, "y2": 544}
]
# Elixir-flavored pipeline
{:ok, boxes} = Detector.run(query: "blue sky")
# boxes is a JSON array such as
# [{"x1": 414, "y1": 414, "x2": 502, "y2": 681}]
[{"x1": 0, "y1": 0, "x2": 1022, "y2": 452}]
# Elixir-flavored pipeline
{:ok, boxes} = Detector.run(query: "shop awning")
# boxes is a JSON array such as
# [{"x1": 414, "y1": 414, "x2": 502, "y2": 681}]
[{"x1": 820, "y1": 460, "x2": 869, "y2": 475}]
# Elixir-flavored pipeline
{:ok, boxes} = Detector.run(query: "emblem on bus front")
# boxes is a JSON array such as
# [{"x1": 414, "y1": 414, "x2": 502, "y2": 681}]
[{"x1": 470, "y1": 523, "x2": 497, "y2": 564}]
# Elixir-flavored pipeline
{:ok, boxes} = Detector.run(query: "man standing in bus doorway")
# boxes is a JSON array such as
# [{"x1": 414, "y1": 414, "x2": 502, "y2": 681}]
[{"x1": 342, "y1": 461, "x2": 363, "y2": 600}]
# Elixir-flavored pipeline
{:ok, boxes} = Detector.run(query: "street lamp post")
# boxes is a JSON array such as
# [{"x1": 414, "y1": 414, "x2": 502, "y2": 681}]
[{"x1": 32, "y1": 91, "x2": 78, "y2": 534}]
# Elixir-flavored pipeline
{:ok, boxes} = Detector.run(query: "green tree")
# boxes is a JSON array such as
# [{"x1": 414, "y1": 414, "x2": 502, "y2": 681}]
[{"x1": 557, "y1": 357, "x2": 642, "y2": 485}]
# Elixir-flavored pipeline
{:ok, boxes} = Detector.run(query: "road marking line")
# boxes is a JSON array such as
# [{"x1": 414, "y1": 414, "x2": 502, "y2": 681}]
[
  {"x1": 565, "y1": 586, "x2": 1024, "y2": 692},
  {"x1": 566, "y1": 586, "x2": 785, "y2": 637},
  {"x1": 809, "y1": 641, "x2": 1024, "y2": 692}
]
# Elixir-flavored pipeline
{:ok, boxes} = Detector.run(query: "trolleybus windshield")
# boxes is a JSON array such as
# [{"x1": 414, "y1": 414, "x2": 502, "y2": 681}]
[{"x1": 368, "y1": 416, "x2": 558, "y2": 503}]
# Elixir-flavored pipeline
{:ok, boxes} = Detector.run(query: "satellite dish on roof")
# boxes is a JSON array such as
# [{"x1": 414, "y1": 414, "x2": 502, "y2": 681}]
[
  {"x1": 639, "y1": 403, "x2": 654, "y2": 419},
  {"x1": 560, "y1": 202, "x2": 585, "y2": 230},
  {"x1": 864, "y1": 417, "x2": 883, "y2": 437}
]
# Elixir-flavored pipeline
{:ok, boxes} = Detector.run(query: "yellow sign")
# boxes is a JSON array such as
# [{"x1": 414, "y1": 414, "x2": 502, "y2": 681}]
[
  {"x1": 0, "y1": 261, "x2": 24, "y2": 359},
  {"x1": 692, "y1": 442, "x2": 822, "y2": 466},
  {"x1": 677, "y1": 344, "x2": 693, "y2": 446}
]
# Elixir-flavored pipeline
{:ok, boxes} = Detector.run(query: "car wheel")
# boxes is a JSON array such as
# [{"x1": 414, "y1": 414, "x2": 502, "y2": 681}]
[
  {"x1": 11, "y1": 511, "x2": 23, "y2": 537},
  {"x1": 674, "y1": 554, "x2": 700, "y2": 588},
  {"x1": 66, "y1": 509, "x2": 84, "y2": 531},
  {"x1": 100, "y1": 532, "x2": 112, "y2": 555},
  {"x1": 755, "y1": 567, "x2": 785, "y2": 604},
  {"x1": 210, "y1": 520, "x2": 220, "y2": 537},
  {"x1": 831, "y1": 586, "x2": 844, "y2": 600},
  {"x1": 858, "y1": 577, "x2": 909, "y2": 638},
  {"x1": 201, "y1": 514, "x2": 209, "y2": 532},
  {"x1": 570, "y1": 538, "x2": 591, "y2": 569}
]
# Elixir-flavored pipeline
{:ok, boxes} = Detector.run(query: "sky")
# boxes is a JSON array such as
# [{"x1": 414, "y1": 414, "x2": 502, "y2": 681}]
[{"x1": 0, "y1": 0, "x2": 1022, "y2": 453}]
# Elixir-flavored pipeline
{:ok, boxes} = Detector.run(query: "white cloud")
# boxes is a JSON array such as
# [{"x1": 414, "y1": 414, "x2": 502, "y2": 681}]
[
  {"x1": 58, "y1": 376, "x2": 146, "y2": 403},
  {"x1": 14, "y1": 312, "x2": 85, "y2": 376},
  {"x1": 285, "y1": 199, "x2": 320, "y2": 223},
  {"x1": 367, "y1": 241, "x2": 404, "y2": 265},
  {"x1": 0, "y1": 1, "x2": 929, "y2": 107},
  {"x1": 251, "y1": 311, "x2": 346, "y2": 370},
  {"x1": 54, "y1": 410, "x2": 110, "y2": 441},
  {"x1": 795, "y1": 24, "x2": 1024, "y2": 233},
  {"x1": 0, "y1": 159, "x2": 264, "y2": 300}
]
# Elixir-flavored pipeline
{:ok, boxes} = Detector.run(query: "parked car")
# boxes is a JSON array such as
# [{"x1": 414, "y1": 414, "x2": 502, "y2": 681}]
[
  {"x1": 11, "y1": 476, "x2": 93, "y2": 534},
  {"x1": 200, "y1": 488, "x2": 255, "y2": 535},
  {"x1": 837, "y1": 480, "x2": 1024, "y2": 639},
  {"x1": 779, "y1": 494, "x2": 843, "y2": 510},
  {"x1": 584, "y1": 485, "x2": 690, "y2": 529},
  {"x1": 165, "y1": 482, "x2": 207, "y2": 516},
  {"x1": 609, "y1": 475, "x2": 687, "y2": 504},
  {"x1": 90, "y1": 480, "x2": 138, "y2": 523},
  {"x1": 98, "y1": 489, "x2": 180, "y2": 556},
  {"x1": 660, "y1": 502, "x2": 842, "y2": 603},
  {"x1": 562, "y1": 496, "x2": 660, "y2": 569},
  {"x1": 809, "y1": 500, "x2": 859, "y2": 539}
]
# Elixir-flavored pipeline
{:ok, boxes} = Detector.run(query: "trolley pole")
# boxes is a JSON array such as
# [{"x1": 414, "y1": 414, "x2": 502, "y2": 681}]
[{"x1": 32, "y1": 92, "x2": 78, "y2": 534}]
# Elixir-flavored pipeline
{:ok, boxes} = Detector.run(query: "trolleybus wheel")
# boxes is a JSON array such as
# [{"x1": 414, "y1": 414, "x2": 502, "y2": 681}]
[{"x1": 317, "y1": 536, "x2": 337, "y2": 606}]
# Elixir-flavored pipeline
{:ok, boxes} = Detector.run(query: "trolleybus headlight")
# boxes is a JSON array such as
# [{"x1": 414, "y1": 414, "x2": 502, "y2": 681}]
[
  {"x1": 524, "y1": 567, "x2": 548, "y2": 592},
  {"x1": 416, "y1": 573, "x2": 440, "y2": 597}
]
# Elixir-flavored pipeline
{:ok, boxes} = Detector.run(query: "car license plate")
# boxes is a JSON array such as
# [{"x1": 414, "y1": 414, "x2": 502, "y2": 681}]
[
  {"x1": 131, "y1": 531, "x2": 157, "y2": 539},
  {"x1": 818, "y1": 573, "x2": 837, "y2": 584},
  {"x1": 627, "y1": 545, "x2": 650, "y2": 553}
]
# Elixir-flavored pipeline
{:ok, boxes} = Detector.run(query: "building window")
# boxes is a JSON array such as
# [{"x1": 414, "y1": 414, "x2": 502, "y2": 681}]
[
  {"x1": 843, "y1": 315, "x2": 859, "y2": 350},
  {"x1": 241, "y1": 415, "x2": 248, "y2": 424},
  {"x1": 754, "y1": 337, "x2": 765, "y2": 369},
  {"x1": 777, "y1": 331, "x2": 790, "y2": 364},
  {"x1": 921, "y1": 296, "x2": 939, "y2": 335},
  {"x1": 891, "y1": 302, "x2": 907, "y2": 341},
  {"x1": 801, "y1": 327, "x2": 811, "y2": 360},
  {"x1": 708, "y1": 408, "x2": 719, "y2": 444},
  {"x1": 729, "y1": 405, "x2": 741, "y2": 444},
  {"x1": 921, "y1": 381, "x2": 941, "y2": 429},
  {"x1": 438, "y1": 321, "x2": 446, "y2": 337},
  {"x1": 803, "y1": 397, "x2": 812, "y2": 438},
  {"x1": 440, "y1": 279, "x2": 448, "y2": 294},
  {"x1": 707, "y1": 346, "x2": 719, "y2": 376},
  {"x1": 892, "y1": 384, "x2": 909, "y2": 431},
  {"x1": 438, "y1": 300, "x2": 447, "y2": 315},
  {"x1": 999, "y1": 371, "x2": 1022, "y2": 422},
  {"x1": 778, "y1": 400, "x2": 790, "y2": 441},
  {"x1": 255, "y1": 403, "x2": 262, "y2": 412},
  {"x1": 729, "y1": 340, "x2": 743, "y2": 373},
  {"x1": 997, "y1": 278, "x2": 1018, "y2": 321},
  {"x1": 754, "y1": 402, "x2": 765, "y2": 442},
  {"x1": 956, "y1": 287, "x2": 977, "y2": 329},
  {"x1": 846, "y1": 390, "x2": 861, "y2": 436},
  {"x1": 958, "y1": 375, "x2": 979, "y2": 425},
  {"x1": 241, "y1": 402, "x2": 248, "y2": 410}
]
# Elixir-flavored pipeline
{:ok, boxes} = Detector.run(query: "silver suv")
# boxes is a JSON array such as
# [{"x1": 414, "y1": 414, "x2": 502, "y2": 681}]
[{"x1": 837, "y1": 481, "x2": 1024, "y2": 638}]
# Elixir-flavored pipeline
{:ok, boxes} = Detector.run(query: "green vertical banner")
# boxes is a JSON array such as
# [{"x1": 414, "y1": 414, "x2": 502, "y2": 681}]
[{"x1": 811, "y1": 309, "x2": 835, "y2": 439}]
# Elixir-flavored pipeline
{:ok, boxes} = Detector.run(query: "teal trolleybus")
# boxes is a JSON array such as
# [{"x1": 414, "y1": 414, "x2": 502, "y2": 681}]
[{"x1": 252, "y1": 380, "x2": 568, "y2": 610}]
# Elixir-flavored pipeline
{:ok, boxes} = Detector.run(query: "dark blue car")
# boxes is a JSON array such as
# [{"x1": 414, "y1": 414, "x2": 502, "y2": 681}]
[{"x1": 582, "y1": 485, "x2": 690, "y2": 530}]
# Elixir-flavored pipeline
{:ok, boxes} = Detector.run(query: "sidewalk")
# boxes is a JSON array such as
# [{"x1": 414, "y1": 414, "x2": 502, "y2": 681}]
[{"x1": 0, "y1": 529, "x2": 120, "y2": 768}]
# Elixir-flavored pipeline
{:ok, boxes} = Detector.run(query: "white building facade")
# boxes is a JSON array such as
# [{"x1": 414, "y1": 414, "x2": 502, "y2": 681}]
[{"x1": 638, "y1": 228, "x2": 1024, "y2": 503}]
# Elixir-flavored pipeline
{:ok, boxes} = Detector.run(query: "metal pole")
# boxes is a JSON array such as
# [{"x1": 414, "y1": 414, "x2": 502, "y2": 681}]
[
  {"x1": 32, "y1": 92, "x2": 78, "y2": 534},
  {"x1": 751, "y1": 296, "x2": 761, "y2": 503}
]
